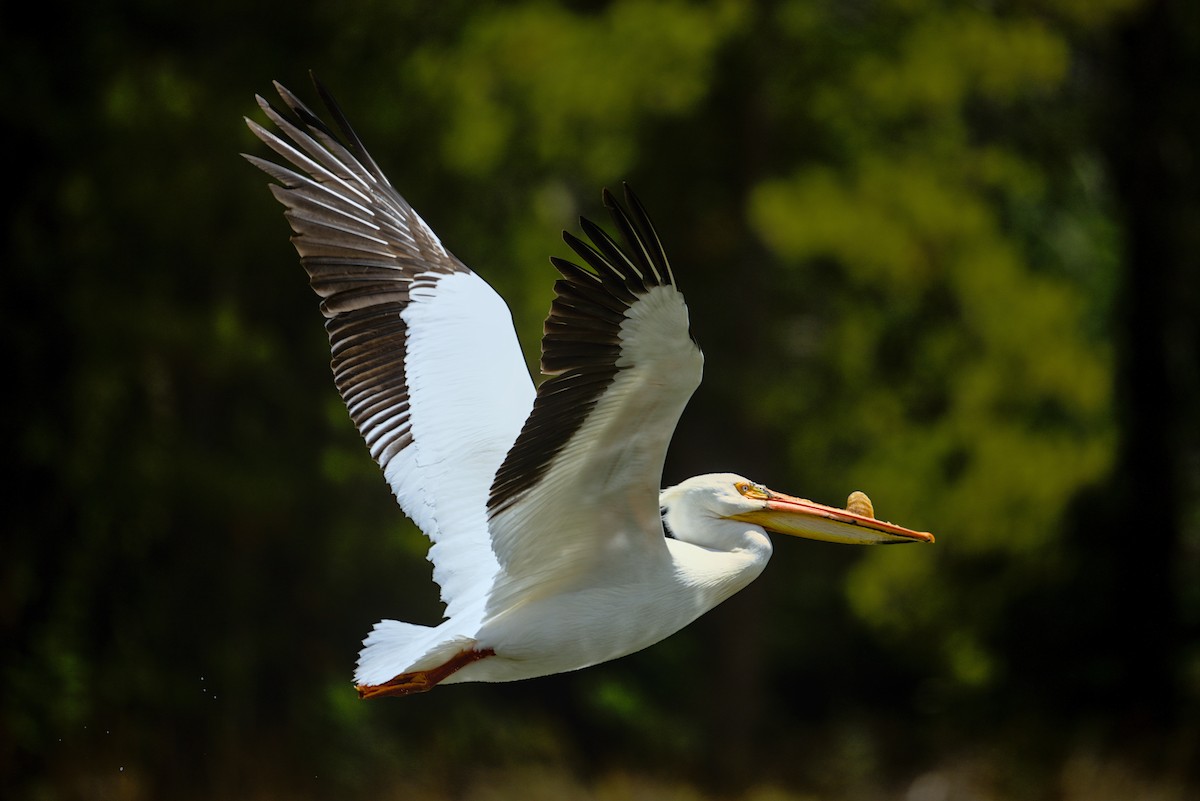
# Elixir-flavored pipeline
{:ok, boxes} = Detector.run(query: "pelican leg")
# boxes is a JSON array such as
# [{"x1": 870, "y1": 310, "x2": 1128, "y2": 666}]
[{"x1": 356, "y1": 647, "x2": 496, "y2": 699}]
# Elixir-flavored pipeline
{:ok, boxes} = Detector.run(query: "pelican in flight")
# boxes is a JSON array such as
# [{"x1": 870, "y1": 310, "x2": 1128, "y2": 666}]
[{"x1": 245, "y1": 79, "x2": 933, "y2": 699}]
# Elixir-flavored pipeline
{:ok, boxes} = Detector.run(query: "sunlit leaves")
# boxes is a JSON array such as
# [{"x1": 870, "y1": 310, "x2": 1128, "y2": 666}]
[
  {"x1": 849, "y1": 12, "x2": 1069, "y2": 116},
  {"x1": 746, "y1": 5, "x2": 1122, "y2": 689},
  {"x1": 408, "y1": 0, "x2": 747, "y2": 179}
]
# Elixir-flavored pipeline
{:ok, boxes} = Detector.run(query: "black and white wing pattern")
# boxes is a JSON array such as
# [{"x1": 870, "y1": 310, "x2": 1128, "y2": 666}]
[
  {"x1": 244, "y1": 80, "x2": 535, "y2": 623},
  {"x1": 485, "y1": 186, "x2": 704, "y2": 612}
]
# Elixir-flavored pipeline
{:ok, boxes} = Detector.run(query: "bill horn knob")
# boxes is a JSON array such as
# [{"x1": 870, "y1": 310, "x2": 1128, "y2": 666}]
[{"x1": 846, "y1": 491, "x2": 875, "y2": 519}]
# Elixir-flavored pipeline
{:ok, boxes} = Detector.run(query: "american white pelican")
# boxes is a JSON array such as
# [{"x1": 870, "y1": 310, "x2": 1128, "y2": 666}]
[{"x1": 245, "y1": 79, "x2": 934, "y2": 699}]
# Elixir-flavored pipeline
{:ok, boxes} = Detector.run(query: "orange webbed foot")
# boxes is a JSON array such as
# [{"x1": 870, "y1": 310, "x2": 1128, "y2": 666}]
[{"x1": 356, "y1": 647, "x2": 495, "y2": 699}]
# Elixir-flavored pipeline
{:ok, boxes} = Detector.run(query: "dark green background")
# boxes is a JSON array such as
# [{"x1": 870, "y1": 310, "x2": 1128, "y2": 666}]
[{"x1": 6, "y1": 0, "x2": 1198, "y2": 798}]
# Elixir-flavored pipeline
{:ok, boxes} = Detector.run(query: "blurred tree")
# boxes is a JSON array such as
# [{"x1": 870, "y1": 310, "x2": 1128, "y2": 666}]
[
  {"x1": 744, "y1": 1, "x2": 1120, "y2": 705},
  {"x1": 5, "y1": 0, "x2": 1197, "y2": 798}
]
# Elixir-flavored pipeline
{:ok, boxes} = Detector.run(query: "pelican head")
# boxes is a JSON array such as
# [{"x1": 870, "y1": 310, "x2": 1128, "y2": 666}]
[{"x1": 661, "y1": 473, "x2": 934, "y2": 547}]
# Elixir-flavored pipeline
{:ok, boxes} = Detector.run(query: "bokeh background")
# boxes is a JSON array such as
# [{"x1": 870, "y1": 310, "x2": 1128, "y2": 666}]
[{"x1": 5, "y1": 0, "x2": 1199, "y2": 798}]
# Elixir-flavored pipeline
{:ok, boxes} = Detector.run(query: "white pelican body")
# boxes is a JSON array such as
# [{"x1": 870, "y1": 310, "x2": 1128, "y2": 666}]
[
  {"x1": 246, "y1": 79, "x2": 933, "y2": 698},
  {"x1": 436, "y1": 496, "x2": 774, "y2": 685}
]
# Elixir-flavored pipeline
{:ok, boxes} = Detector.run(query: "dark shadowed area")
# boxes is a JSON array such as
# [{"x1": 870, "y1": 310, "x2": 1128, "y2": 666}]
[{"x1": 5, "y1": 0, "x2": 1199, "y2": 799}]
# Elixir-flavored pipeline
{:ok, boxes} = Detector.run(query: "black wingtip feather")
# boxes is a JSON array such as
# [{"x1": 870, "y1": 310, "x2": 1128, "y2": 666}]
[
  {"x1": 307, "y1": 75, "x2": 390, "y2": 183},
  {"x1": 246, "y1": 78, "x2": 473, "y2": 496}
]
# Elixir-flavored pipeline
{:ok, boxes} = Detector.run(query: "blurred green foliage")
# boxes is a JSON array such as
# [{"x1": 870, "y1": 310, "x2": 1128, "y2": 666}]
[
  {"x1": 746, "y1": 5, "x2": 1117, "y2": 691},
  {"x1": 5, "y1": 0, "x2": 1198, "y2": 799}
]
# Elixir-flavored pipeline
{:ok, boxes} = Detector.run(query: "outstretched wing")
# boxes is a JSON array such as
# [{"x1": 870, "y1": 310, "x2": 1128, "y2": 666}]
[
  {"x1": 244, "y1": 79, "x2": 535, "y2": 622},
  {"x1": 485, "y1": 186, "x2": 704, "y2": 612}
]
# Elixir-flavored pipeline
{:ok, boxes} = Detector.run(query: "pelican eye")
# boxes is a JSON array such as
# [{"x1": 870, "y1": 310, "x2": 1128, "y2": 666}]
[{"x1": 735, "y1": 481, "x2": 771, "y2": 500}]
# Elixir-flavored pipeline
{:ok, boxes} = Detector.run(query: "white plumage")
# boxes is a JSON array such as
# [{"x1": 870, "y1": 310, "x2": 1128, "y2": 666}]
[{"x1": 246, "y1": 78, "x2": 933, "y2": 698}]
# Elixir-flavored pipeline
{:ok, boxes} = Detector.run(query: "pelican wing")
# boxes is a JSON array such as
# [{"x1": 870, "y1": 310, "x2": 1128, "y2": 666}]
[
  {"x1": 485, "y1": 187, "x2": 704, "y2": 612},
  {"x1": 245, "y1": 80, "x2": 534, "y2": 622}
]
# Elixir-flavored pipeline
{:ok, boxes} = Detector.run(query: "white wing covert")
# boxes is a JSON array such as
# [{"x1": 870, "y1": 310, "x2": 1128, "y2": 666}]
[{"x1": 244, "y1": 80, "x2": 535, "y2": 622}]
